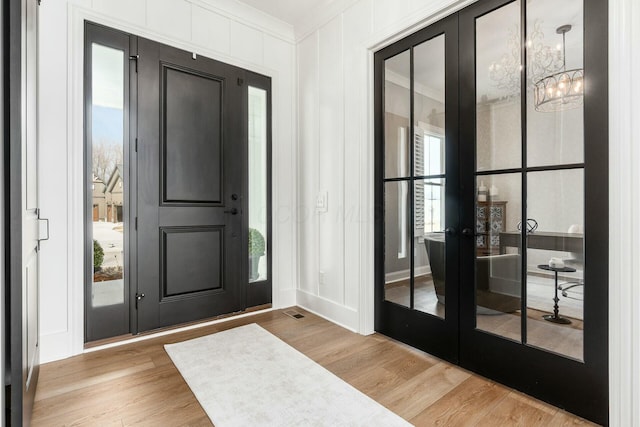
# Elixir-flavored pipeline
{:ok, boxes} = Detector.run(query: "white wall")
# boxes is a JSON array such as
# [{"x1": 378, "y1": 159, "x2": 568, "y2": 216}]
[
  {"x1": 37, "y1": 0, "x2": 297, "y2": 363},
  {"x1": 296, "y1": 0, "x2": 639, "y2": 424},
  {"x1": 609, "y1": 0, "x2": 640, "y2": 425}
]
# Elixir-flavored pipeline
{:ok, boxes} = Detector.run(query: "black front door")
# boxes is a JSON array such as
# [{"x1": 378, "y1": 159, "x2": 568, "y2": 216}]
[
  {"x1": 136, "y1": 38, "x2": 246, "y2": 331},
  {"x1": 375, "y1": 0, "x2": 608, "y2": 424}
]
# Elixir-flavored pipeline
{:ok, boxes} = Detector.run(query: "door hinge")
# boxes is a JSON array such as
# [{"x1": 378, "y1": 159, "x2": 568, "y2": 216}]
[
  {"x1": 135, "y1": 292, "x2": 145, "y2": 309},
  {"x1": 135, "y1": 217, "x2": 138, "y2": 230},
  {"x1": 129, "y1": 54, "x2": 139, "y2": 72},
  {"x1": 237, "y1": 78, "x2": 243, "y2": 86},
  {"x1": 135, "y1": 138, "x2": 138, "y2": 152},
  {"x1": 36, "y1": 208, "x2": 50, "y2": 251}
]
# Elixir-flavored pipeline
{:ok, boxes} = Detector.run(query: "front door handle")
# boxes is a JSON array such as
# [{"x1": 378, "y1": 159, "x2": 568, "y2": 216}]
[
  {"x1": 224, "y1": 208, "x2": 239, "y2": 215},
  {"x1": 445, "y1": 227, "x2": 457, "y2": 236},
  {"x1": 461, "y1": 228, "x2": 474, "y2": 237}
]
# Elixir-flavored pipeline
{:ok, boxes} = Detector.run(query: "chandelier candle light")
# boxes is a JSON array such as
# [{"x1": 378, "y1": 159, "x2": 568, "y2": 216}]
[
  {"x1": 533, "y1": 25, "x2": 584, "y2": 112},
  {"x1": 489, "y1": 19, "x2": 564, "y2": 96}
]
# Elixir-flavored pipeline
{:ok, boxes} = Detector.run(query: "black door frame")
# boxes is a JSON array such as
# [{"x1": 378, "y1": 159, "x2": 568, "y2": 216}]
[
  {"x1": 83, "y1": 22, "x2": 133, "y2": 342},
  {"x1": 83, "y1": 22, "x2": 273, "y2": 341},
  {"x1": 374, "y1": 0, "x2": 608, "y2": 424},
  {"x1": 374, "y1": 13, "x2": 460, "y2": 363},
  {"x1": 243, "y1": 72, "x2": 273, "y2": 308}
]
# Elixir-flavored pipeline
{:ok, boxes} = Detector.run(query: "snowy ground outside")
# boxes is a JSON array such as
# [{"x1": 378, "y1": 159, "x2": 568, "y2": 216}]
[{"x1": 93, "y1": 221, "x2": 124, "y2": 270}]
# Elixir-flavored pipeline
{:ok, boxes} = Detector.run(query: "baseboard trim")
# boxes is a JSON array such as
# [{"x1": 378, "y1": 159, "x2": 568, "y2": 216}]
[{"x1": 296, "y1": 290, "x2": 359, "y2": 332}]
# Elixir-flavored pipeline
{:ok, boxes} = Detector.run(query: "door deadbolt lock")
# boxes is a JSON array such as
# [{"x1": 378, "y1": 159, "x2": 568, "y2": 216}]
[
  {"x1": 135, "y1": 293, "x2": 145, "y2": 309},
  {"x1": 224, "y1": 208, "x2": 239, "y2": 215}
]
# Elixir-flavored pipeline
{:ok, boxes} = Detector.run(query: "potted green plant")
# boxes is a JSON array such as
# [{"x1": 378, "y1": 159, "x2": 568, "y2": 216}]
[
  {"x1": 93, "y1": 239, "x2": 104, "y2": 273},
  {"x1": 248, "y1": 228, "x2": 265, "y2": 281}
]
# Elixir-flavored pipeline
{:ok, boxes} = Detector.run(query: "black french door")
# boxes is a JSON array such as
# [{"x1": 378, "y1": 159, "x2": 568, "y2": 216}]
[
  {"x1": 375, "y1": 0, "x2": 608, "y2": 424},
  {"x1": 374, "y1": 14, "x2": 460, "y2": 362}
]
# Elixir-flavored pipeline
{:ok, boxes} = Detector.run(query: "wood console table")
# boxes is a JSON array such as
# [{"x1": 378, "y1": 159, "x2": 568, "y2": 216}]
[{"x1": 499, "y1": 231, "x2": 583, "y2": 254}]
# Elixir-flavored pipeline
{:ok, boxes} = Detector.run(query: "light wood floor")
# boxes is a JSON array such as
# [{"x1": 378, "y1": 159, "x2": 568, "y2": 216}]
[{"x1": 32, "y1": 308, "x2": 597, "y2": 426}]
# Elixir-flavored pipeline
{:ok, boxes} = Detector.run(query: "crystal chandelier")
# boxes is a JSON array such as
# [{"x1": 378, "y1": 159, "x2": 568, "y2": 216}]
[
  {"x1": 489, "y1": 19, "x2": 564, "y2": 96},
  {"x1": 533, "y1": 25, "x2": 584, "y2": 112}
]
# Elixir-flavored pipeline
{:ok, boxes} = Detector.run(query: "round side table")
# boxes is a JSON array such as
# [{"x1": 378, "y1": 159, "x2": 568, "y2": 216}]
[{"x1": 537, "y1": 264, "x2": 576, "y2": 325}]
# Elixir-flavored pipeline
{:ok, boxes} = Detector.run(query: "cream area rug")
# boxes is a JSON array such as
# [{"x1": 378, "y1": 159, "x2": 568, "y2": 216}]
[{"x1": 165, "y1": 323, "x2": 412, "y2": 427}]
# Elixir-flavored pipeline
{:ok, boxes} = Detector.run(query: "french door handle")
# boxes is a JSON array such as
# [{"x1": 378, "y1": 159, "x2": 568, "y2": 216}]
[
  {"x1": 445, "y1": 227, "x2": 457, "y2": 236},
  {"x1": 224, "y1": 208, "x2": 239, "y2": 215},
  {"x1": 461, "y1": 228, "x2": 474, "y2": 237}
]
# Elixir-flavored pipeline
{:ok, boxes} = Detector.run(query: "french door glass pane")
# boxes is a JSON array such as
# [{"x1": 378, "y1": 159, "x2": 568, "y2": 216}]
[
  {"x1": 414, "y1": 35, "x2": 445, "y2": 176},
  {"x1": 527, "y1": 0, "x2": 584, "y2": 168},
  {"x1": 526, "y1": 169, "x2": 584, "y2": 361},
  {"x1": 384, "y1": 181, "x2": 411, "y2": 308},
  {"x1": 248, "y1": 86, "x2": 268, "y2": 282},
  {"x1": 476, "y1": 0, "x2": 522, "y2": 172},
  {"x1": 384, "y1": 50, "x2": 411, "y2": 179},
  {"x1": 416, "y1": 180, "x2": 445, "y2": 317},
  {"x1": 91, "y1": 43, "x2": 125, "y2": 307},
  {"x1": 474, "y1": 173, "x2": 522, "y2": 341}
]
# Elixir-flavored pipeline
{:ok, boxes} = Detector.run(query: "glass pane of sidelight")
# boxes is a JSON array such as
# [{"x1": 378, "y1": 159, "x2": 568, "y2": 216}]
[
  {"x1": 526, "y1": 169, "x2": 584, "y2": 361},
  {"x1": 414, "y1": 35, "x2": 446, "y2": 177},
  {"x1": 384, "y1": 50, "x2": 411, "y2": 179},
  {"x1": 384, "y1": 181, "x2": 411, "y2": 308},
  {"x1": 91, "y1": 43, "x2": 125, "y2": 308},
  {"x1": 527, "y1": 0, "x2": 584, "y2": 167},
  {"x1": 415, "y1": 179, "x2": 446, "y2": 318},
  {"x1": 475, "y1": 1, "x2": 522, "y2": 172},
  {"x1": 248, "y1": 86, "x2": 268, "y2": 283},
  {"x1": 474, "y1": 173, "x2": 522, "y2": 342}
]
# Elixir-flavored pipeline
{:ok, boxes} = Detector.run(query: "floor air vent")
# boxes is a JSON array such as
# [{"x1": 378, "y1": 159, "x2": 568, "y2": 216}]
[{"x1": 284, "y1": 310, "x2": 305, "y2": 319}]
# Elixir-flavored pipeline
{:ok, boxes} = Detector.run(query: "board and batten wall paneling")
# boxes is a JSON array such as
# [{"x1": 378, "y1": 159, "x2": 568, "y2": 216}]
[
  {"x1": 317, "y1": 15, "x2": 345, "y2": 305},
  {"x1": 296, "y1": 2, "x2": 377, "y2": 328},
  {"x1": 263, "y1": 33, "x2": 297, "y2": 307},
  {"x1": 37, "y1": 0, "x2": 297, "y2": 363},
  {"x1": 38, "y1": 0, "x2": 74, "y2": 362},
  {"x1": 342, "y1": 0, "x2": 373, "y2": 311},
  {"x1": 147, "y1": 0, "x2": 192, "y2": 41},
  {"x1": 609, "y1": 0, "x2": 640, "y2": 425},
  {"x1": 191, "y1": 5, "x2": 231, "y2": 54},
  {"x1": 297, "y1": 32, "x2": 320, "y2": 298}
]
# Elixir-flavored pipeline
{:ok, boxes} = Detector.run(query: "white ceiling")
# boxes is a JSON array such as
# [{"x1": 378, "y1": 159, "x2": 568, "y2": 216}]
[{"x1": 238, "y1": 0, "x2": 332, "y2": 25}]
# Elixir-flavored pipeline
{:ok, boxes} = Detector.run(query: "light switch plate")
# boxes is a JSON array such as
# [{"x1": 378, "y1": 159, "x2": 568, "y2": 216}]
[{"x1": 316, "y1": 191, "x2": 328, "y2": 213}]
